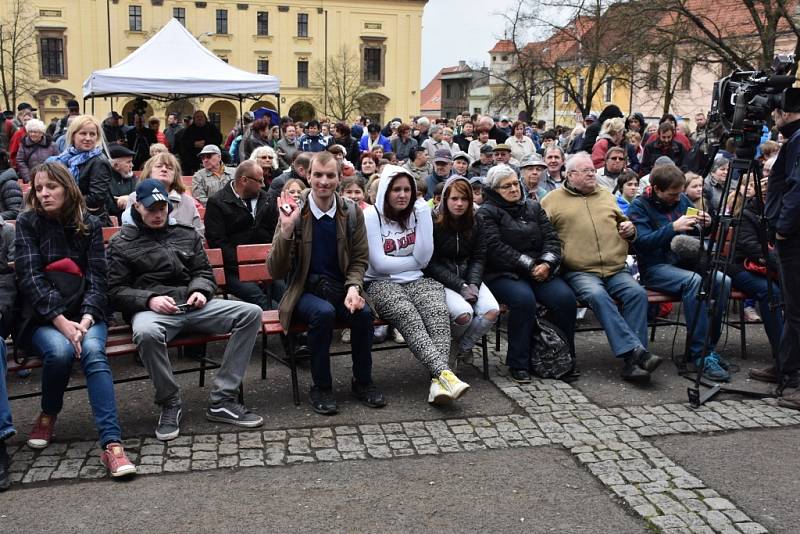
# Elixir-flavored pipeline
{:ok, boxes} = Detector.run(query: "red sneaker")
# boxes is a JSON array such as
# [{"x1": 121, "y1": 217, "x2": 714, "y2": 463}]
[
  {"x1": 101, "y1": 443, "x2": 137, "y2": 478},
  {"x1": 27, "y1": 413, "x2": 56, "y2": 449}
]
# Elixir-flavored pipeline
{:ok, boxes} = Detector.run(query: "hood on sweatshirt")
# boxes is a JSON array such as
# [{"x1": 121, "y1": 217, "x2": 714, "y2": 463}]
[{"x1": 375, "y1": 164, "x2": 419, "y2": 218}]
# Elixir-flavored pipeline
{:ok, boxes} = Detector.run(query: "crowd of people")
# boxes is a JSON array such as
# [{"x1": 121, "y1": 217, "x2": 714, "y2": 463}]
[{"x1": 0, "y1": 100, "x2": 795, "y2": 492}]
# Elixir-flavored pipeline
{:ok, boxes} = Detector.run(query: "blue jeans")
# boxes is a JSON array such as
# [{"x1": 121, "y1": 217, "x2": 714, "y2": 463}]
[
  {"x1": 0, "y1": 340, "x2": 13, "y2": 441},
  {"x1": 486, "y1": 276, "x2": 576, "y2": 370},
  {"x1": 30, "y1": 323, "x2": 122, "y2": 447},
  {"x1": 293, "y1": 293, "x2": 374, "y2": 390},
  {"x1": 564, "y1": 269, "x2": 648, "y2": 357},
  {"x1": 641, "y1": 264, "x2": 731, "y2": 356},
  {"x1": 731, "y1": 271, "x2": 783, "y2": 355}
]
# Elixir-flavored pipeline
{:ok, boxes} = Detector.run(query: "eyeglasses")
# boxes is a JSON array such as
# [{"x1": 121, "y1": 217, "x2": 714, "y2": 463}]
[
  {"x1": 245, "y1": 176, "x2": 265, "y2": 184},
  {"x1": 496, "y1": 182, "x2": 520, "y2": 191},
  {"x1": 570, "y1": 169, "x2": 596, "y2": 176},
  {"x1": 608, "y1": 157, "x2": 625, "y2": 161}
]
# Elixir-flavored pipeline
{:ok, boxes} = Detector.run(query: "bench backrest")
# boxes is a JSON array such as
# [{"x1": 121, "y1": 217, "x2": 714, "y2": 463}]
[
  {"x1": 237, "y1": 244, "x2": 272, "y2": 284},
  {"x1": 205, "y1": 247, "x2": 226, "y2": 286},
  {"x1": 103, "y1": 226, "x2": 122, "y2": 244}
]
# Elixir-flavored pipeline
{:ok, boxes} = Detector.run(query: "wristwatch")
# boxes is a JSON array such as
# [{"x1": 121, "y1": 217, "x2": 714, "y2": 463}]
[{"x1": 82, "y1": 314, "x2": 95, "y2": 328}]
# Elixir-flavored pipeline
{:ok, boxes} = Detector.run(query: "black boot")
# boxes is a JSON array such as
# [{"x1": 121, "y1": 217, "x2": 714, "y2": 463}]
[
  {"x1": 0, "y1": 441, "x2": 10, "y2": 491},
  {"x1": 621, "y1": 353, "x2": 651, "y2": 384},
  {"x1": 634, "y1": 347, "x2": 664, "y2": 373}
]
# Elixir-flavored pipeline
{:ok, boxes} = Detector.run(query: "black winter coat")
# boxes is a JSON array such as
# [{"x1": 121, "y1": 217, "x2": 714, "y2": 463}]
[
  {"x1": 77, "y1": 156, "x2": 113, "y2": 226},
  {"x1": 107, "y1": 219, "x2": 216, "y2": 322},
  {"x1": 178, "y1": 123, "x2": 223, "y2": 174},
  {"x1": 640, "y1": 140, "x2": 687, "y2": 176},
  {"x1": 205, "y1": 184, "x2": 274, "y2": 270},
  {"x1": 0, "y1": 168, "x2": 23, "y2": 220},
  {"x1": 730, "y1": 197, "x2": 778, "y2": 276},
  {"x1": 476, "y1": 189, "x2": 561, "y2": 281},
  {"x1": 424, "y1": 217, "x2": 487, "y2": 291},
  {"x1": 335, "y1": 135, "x2": 361, "y2": 167}
]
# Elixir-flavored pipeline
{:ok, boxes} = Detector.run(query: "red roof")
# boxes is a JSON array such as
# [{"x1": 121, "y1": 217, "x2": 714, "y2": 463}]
[
  {"x1": 489, "y1": 40, "x2": 515, "y2": 54},
  {"x1": 420, "y1": 70, "x2": 442, "y2": 114}
]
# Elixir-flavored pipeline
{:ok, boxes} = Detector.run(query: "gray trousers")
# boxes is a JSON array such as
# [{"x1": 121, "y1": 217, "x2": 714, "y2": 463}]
[{"x1": 131, "y1": 298, "x2": 262, "y2": 406}]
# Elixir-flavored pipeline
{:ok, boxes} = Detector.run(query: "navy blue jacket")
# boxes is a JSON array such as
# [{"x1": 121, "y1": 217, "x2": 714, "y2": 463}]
[
  {"x1": 766, "y1": 120, "x2": 800, "y2": 237},
  {"x1": 628, "y1": 189, "x2": 695, "y2": 271}
]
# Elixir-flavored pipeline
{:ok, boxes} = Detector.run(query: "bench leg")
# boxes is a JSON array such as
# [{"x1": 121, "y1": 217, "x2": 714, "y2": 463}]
[
  {"x1": 481, "y1": 334, "x2": 489, "y2": 380},
  {"x1": 289, "y1": 336, "x2": 300, "y2": 406},
  {"x1": 261, "y1": 330, "x2": 268, "y2": 380},
  {"x1": 740, "y1": 312, "x2": 747, "y2": 360},
  {"x1": 199, "y1": 344, "x2": 207, "y2": 388}
]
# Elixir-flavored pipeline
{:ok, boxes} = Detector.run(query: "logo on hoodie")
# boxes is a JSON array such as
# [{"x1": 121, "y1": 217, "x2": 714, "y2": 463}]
[{"x1": 383, "y1": 228, "x2": 416, "y2": 255}]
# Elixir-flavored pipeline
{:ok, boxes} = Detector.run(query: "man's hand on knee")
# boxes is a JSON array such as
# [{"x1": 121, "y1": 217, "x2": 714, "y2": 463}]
[
  {"x1": 148, "y1": 296, "x2": 180, "y2": 314},
  {"x1": 187, "y1": 292, "x2": 207, "y2": 310}
]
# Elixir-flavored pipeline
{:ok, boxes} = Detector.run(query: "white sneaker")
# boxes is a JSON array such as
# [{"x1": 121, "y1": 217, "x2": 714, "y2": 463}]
[
  {"x1": 341, "y1": 328, "x2": 351, "y2": 343},
  {"x1": 428, "y1": 378, "x2": 452, "y2": 405},
  {"x1": 742, "y1": 306, "x2": 761, "y2": 322},
  {"x1": 438, "y1": 370, "x2": 470, "y2": 400},
  {"x1": 392, "y1": 329, "x2": 405, "y2": 344}
]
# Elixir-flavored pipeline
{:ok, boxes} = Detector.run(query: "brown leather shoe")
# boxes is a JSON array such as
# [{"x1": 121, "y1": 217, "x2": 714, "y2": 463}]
[
  {"x1": 748, "y1": 365, "x2": 779, "y2": 383},
  {"x1": 778, "y1": 390, "x2": 800, "y2": 411}
]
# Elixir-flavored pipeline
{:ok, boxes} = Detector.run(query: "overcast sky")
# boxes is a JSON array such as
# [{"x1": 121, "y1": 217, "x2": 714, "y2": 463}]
[{"x1": 420, "y1": 0, "x2": 521, "y2": 88}]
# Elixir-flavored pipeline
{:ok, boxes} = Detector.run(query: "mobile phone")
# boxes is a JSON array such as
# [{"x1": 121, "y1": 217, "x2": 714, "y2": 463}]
[
  {"x1": 280, "y1": 203, "x2": 294, "y2": 217},
  {"x1": 176, "y1": 303, "x2": 192, "y2": 312},
  {"x1": 686, "y1": 207, "x2": 699, "y2": 217}
]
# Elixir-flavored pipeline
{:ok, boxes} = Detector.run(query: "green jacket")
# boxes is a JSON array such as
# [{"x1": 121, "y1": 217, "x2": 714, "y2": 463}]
[
  {"x1": 267, "y1": 190, "x2": 369, "y2": 332},
  {"x1": 541, "y1": 183, "x2": 634, "y2": 277}
]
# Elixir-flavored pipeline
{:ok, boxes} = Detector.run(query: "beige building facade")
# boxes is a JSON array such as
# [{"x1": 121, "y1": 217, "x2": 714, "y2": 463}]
[{"x1": 19, "y1": 0, "x2": 426, "y2": 134}]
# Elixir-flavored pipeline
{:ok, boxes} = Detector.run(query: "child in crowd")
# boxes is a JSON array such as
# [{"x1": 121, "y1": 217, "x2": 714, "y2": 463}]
[
  {"x1": 340, "y1": 176, "x2": 369, "y2": 210},
  {"x1": 613, "y1": 170, "x2": 639, "y2": 216},
  {"x1": 429, "y1": 182, "x2": 445, "y2": 209},
  {"x1": 282, "y1": 178, "x2": 307, "y2": 207},
  {"x1": 469, "y1": 176, "x2": 484, "y2": 207},
  {"x1": 684, "y1": 172, "x2": 705, "y2": 211}
]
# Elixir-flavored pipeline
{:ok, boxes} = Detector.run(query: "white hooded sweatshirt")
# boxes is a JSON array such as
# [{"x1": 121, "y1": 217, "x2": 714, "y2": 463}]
[{"x1": 364, "y1": 165, "x2": 434, "y2": 283}]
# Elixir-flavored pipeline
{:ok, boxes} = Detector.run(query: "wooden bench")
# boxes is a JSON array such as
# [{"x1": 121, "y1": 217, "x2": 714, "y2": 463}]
[
  {"x1": 234, "y1": 243, "x2": 488, "y2": 405},
  {"x1": 6, "y1": 248, "x2": 240, "y2": 402}
]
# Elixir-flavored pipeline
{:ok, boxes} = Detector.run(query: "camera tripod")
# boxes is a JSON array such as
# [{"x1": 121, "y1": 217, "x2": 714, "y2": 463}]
[{"x1": 680, "y1": 144, "x2": 780, "y2": 407}]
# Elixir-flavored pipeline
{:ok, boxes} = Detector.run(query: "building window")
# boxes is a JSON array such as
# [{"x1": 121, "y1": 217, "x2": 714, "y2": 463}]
[
  {"x1": 129, "y1": 5, "x2": 142, "y2": 32},
  {"x1": 604, "y1": 77, "x2": 613, "y2": 102},
  {"x1": 40, "y1": 36, "x2": 65, "y2": 78},
  {"x1": 257, "y1": 59, "x2": 269, "y2": 75},
  {"x1": 297, "y1": 13, "x2": 308, "y2": 37},
  {"x1": 257, "y1": 11, "x2": 269, "y2": 35},
  {"x1": 173, "y1": 7, "x2": 185, "y2": 26},
  {"x1": 562, "y1": 78, "x2": 570, "y2": 103},
  {"x1": 680, "y1": 61, "x2": 693, "y2": 91},
  {"x1": 364, "y1": 47, "x2": 381, "y2": 83},
  {"x1": 216, "y1": 9, "x2": 228, "y2": 34},
  {"x1": 297, "y1": 60, "x2": 309, "y2": 87},
  {"x1": 648, "y1": 62, "x2": 659, "y2": 90}
]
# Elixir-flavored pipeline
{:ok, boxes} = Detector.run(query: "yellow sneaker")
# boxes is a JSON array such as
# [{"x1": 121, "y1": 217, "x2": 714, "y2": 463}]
[
  {"x1": 427, "y1": 378, "x2": 452, "y2": 405},
  {"x1": 438, "y1": 370, "x2": 470, "y2": 400}
]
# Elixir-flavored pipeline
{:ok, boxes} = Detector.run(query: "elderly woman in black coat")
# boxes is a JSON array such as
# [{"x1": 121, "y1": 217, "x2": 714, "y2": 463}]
[
  {"x1": 425, "y1": 176, "x2": 499, "y2": 364},
  {"x1": 477, "y1": 164, "x2": 577, "y2": 383}
]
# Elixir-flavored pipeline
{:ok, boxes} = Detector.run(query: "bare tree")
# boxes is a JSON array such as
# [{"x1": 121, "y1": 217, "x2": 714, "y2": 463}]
[
  {"x1": 485, "y1": 1, "x2": 552, "y2": 119},
  {"x1": 310, "y1": 46, "x2": 370, "y2": 122},
  {"x1": 527, "y1": 0, "x2": 643, "y2": 118},
  {"x1": 0, "y1": 0, "x2": 40, "y2": 112}
]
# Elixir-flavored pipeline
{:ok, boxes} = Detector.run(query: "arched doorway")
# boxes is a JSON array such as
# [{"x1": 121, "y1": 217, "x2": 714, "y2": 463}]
[
  {"x1": 33, "y1": 88, "x2": 76, "y2": 124},
  {"x1": 208, "y1": 100, "x2": 238, "y2": 135},
  {"x1": 359, "y1": 93, "x2": 389, "y2": 127},
  {"x1": 121, "y1": 99, "x2": 155, "y2": 125},
  {"x1": 249, "y1": 100, "x2": 278, "y2": 112},
  {"x1": 166, "y1": 99, "x2": 196, "y2": 122},
  {"x1": 287, "y1": 101, "x2": 315, "y2": 122}
]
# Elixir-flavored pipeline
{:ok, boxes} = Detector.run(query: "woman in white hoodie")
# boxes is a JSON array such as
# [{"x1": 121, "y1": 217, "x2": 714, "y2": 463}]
[{"x1": 364, "y1": 165, "x2": 470, "y2": 405}]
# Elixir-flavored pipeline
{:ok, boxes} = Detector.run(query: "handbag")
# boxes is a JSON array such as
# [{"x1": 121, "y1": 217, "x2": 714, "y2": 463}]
[
  {"x1": 305, "y1": 273, "x2": 346, "y2": 303},
  {"x1": 743, "y1": 258, "x2": 779, "y2": 281},
  {"x1": 529, "y1": 318, "x2": 574, "y2": 379}
]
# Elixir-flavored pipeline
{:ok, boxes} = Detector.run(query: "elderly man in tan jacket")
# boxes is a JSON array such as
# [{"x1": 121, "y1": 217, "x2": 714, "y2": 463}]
[
  {"x1": 541, "y1": 152, "x2": 663, "y2": 383},
  {"x1": 267, "y1": 151, "x2": 385, "y2": 416}
]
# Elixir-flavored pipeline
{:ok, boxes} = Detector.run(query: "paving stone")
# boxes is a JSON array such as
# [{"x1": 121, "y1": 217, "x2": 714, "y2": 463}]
[
  {"x1": 79, "y1": 465, "x2": 107, "y2": 479},
  {"x1": 265, "y1": 452, "x2": 285, "y2": 465},
  {"x1": 193, "y1": 434, "x2": 218, "y2": 444},
  {"x1": 337, "y1": 436, "x2": 364, "y2": 452},
  {"x1": 262, "y1": 430, "x2": 287, "y2": 441},
  {"x1": 141, "y1": 444, "x2": 165, "y2": 455},
  {"x1": 136, "y1": 465, "x2": 163, "y2": 475},
  {"x1": 288, "y1": 438, "x2": 311, "y2": 454},
  {"x1": 192, "y1": 460, "x2": 217, "y2": 470},
  {"x1": 50, "y1": 459, "x2": 84, "y2": 480},
  {"x1": 219, "y1": 433, "x2": 238, "y2": 444},
  {"x1": 634, "y1": 503, "x2": 659, "y2": 517},
  {"x1": 358, "y1": 424, "x2": 382, "y2": 435},
  {"x1": 287, "y1": 429, "x2": 311, "y2": 438},
  {"x1": 22, "y1": 467, "x2": 54, "y2": 483},
  {"x1": 461, "y1": 441, "x2": 487, "y2": 451},
  {"x1": 734, "y1": 523, "x2": 768, "y2": 534},
  {"x1": 392, "y1": 448, "x2": 415, "y2": 457},
  {"x1": 610, "y1": 484, "x2": 640, "y2": 497},
  {"x1": 367, "y1": 446, "x2": 392, "y2": 459},
  {"x1": 191, "y1": 442, "x2": 217, "y2": 452},
  {"x1": 38, "y1": 443, "x2": 67, "y2": 455},
  {"x1": 310, "y1": 438, "x2": 336, "y2": 449},
  {"x1": 650, "y1": 515, "x2": 687, "y2": 529},
  {"x1": 31, "y1": 455, "x2": 60, "y2": 468},
  {"x1": 722, "y1": 510, "x2": 749, "y2": 523},
  {"x1": 140, "y1": 455, "x2": 164, "y2": 465},
  {"x1": 685, "y1": 499, "x2": 709, "y2": 513},
  {"x1": 218, "y1": 455, "x2": 239, "y2": 468},
  {"x1": 218, "y1": 444, "x2": 239, "y2": 456},
  {"x1": 312, "y1": 428, "x2": 334, "y2": 439},
  {"x1": 704, "y1": 497, "x2": 735, "y2": 510},
  {"x1": 674, "y1": 476, "x2": 706, "y2": 489},
  {"x1": 315, "y1": 449, "x2": 342, "y2": 462}
]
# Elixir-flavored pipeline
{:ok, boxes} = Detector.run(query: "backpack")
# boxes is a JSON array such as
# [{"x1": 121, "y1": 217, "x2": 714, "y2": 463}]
[{"x1": 529, "y1": 317, "x2": 574, "y2": 379}]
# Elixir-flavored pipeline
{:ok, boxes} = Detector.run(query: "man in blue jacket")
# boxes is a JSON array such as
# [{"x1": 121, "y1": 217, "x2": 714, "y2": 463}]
[
  {"x1": 299, "y1": 120, "x2": 331, "y2": 153},
  {"x1": 762, "y1": 100, "x2": 800, "y2": 408},
  {"x1": 359, "y1": 123, "x2": 392, "y2": 153},
  {"x1": 628, "y1": 164, "x2": 732, "y2": 381}
]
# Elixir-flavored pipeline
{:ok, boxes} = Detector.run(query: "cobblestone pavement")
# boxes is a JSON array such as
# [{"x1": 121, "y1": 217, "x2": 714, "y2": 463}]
[{"x1": 4, "y1": 335, "x2": 798, "y2": 534}]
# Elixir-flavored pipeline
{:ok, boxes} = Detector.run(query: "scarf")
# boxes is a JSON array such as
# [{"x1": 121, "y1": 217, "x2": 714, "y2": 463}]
[{"x1": 48, "y1": 146, "x2": 104, "y2": 181}]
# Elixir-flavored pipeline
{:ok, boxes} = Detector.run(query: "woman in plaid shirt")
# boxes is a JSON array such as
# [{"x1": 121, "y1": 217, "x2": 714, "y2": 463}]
[{"x1": 14, "y1": 161, "x2": 135, "y2": 479}]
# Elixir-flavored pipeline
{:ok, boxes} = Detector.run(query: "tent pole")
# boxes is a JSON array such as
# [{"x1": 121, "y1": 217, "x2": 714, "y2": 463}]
[{"x1": 238, "y1": 95, "x2": 243, "y2": 129}]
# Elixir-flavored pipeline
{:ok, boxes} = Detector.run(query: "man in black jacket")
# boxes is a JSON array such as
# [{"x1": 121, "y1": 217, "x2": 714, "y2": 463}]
[
  {"x1": 125, "y1": 113, "x2": 157, "y2": 170},
  {"x1": 205, "y1": 160, "x2": 274, "y2": 310},
  {"x1": 639, "y1": 122, "x2": 687, "y2": 176},
  {"x1": 107, "y1": 179, "x2": 263, "y2": 441},
  {"x1": 178, "y1": 111, "x2": 223, "y2": 175}
]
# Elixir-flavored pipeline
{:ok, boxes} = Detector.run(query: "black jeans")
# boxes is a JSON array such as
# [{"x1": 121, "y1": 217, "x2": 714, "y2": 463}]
[{"x1": 777, "y1": 236, "x2": 800, "y2": 376}]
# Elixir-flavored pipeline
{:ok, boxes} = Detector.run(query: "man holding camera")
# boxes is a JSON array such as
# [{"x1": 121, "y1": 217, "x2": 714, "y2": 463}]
[
  {"x1": 107, "y1": 179, "x2": 264, "y2": 440},
  {"x1": 757, "y1": 102, "x2": 800, "y2": 407},
  {"x1": 267, "y1": 151, "x2": 385, "y2": 415}
]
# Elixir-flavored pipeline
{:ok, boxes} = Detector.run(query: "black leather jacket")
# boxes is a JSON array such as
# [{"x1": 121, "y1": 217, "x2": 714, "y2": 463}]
[
  {"x1": 107, "y1": 216, "x2": 216, "y2": 321},
  {"x1": 424, "y1": 216, "x2": 487, "y2": 292},
  {"x1": 476, "y1": 188, "x2": 561, "y2": 281}
]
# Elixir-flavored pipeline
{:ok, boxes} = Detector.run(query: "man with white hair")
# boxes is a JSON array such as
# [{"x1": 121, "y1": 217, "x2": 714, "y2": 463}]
[
  {"x1": 542, "y1": 152, "x2": 663, "y2": 383},
  {"x1": 420, "y1": 125, "x2": 451, "y2": 158},
  {"x1": 192, "y1": 145, "x2": 235, "y2": 205},
  {"x1": 414, "y1": 116, "x2": 431, "y2": 145}
]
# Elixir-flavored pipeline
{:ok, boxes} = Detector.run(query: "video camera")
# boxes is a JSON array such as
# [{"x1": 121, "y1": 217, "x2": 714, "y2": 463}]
[{"x1": 708, "y1": 54, "x2": 800, "y2": 157}]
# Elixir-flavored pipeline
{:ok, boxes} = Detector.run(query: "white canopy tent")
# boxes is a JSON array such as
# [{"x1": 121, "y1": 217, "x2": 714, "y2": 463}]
[{"x1": 82, "y1": 18, "x2": 280, "y2": 108}]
